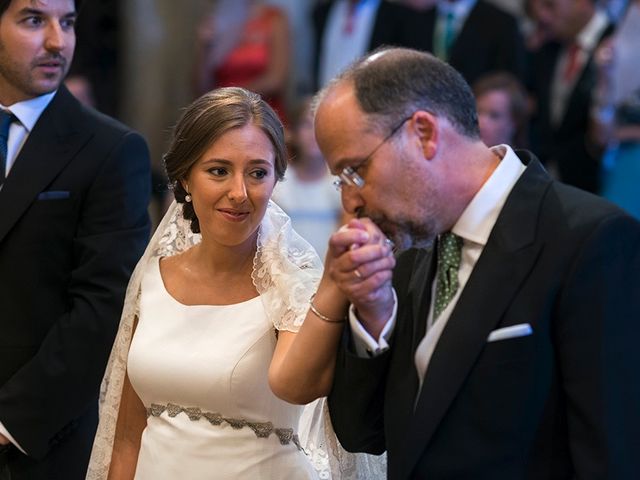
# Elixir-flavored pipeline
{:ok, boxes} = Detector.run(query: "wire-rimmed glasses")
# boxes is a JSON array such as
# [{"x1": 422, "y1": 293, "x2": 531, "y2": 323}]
[{"x1": 333, "y1": 115, "x2": 413, "y2": 191}]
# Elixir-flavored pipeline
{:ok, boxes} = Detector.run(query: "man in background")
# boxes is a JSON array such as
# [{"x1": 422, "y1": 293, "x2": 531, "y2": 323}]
[
  {"x1": 0, "y1": 0, "x2": 150, "y2": 478},
  {"x1": 529, "y1": 0, "x2": 613, "y2": 192}
]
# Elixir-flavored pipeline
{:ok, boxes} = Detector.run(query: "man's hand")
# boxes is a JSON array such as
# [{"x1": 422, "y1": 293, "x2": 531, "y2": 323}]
[
  {"x1": 0, "y1": 433, "x2": 9, "y2": 446},
  {"x1": 327, "y1": 218, "x2": 396, "y2": 338}
]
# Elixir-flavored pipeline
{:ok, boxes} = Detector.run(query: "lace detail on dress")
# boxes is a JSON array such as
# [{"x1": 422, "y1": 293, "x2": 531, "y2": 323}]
[
  {"x1": 155, "y1": 204, "x2": 201, "y2": 258},
  {"x1": 298, "y1": 397, "x2": 388, "y2": 479},
  {"x1": 252, "y1": 201, "x2": 323, "y2": 332},
  {"x1": 146, "y1": 403, "x2": 302, "y2": 449}
]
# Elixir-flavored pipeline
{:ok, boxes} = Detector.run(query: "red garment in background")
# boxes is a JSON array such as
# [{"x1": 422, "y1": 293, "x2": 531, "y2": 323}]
[{"x1": 213, "y1": 6, "x2": 287, "y2": 124}]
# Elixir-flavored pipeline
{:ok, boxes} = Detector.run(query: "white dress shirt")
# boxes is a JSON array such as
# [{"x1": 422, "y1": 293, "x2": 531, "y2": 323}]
[
  {"x1": 318, "y1": 0, "x2": 381, "y2": 88},
  {"x1": 351, "y1": 145, "x2": 526, "y2": 392},
  {"x1": 0, "y1": 90, "x2": 56, "y2": 453},
  {"x1": 550, "y1": 9, "x2": 609, "y2": 126}
]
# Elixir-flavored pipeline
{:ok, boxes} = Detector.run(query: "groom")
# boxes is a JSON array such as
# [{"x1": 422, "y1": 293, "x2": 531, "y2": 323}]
[
  {"x1": 317, "y1": 48, "x2": 640, "y2": 478},
  {"x1": 0, "y1": 0, "x2": 150, "y2": 478}
]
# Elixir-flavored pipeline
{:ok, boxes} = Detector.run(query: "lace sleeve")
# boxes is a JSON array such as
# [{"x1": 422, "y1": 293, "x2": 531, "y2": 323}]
[
  {"x1": 253, "y1": 201, "x2": 323, "y2": 332},
  {"x1": 255, "y1": 202, "x2": 387, "y2": 478}
]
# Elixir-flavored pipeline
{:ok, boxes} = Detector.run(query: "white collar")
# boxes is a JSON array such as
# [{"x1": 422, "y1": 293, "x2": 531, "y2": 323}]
[
  {"x1": 575, "y1": 9, "x2": 609, "y2": 52},
  {"x1": 451, "y1": 145, "x2": 526, "y2": 246},
  {"x1": 1, "y1": 90, "x2": 57, "y2": 132}
]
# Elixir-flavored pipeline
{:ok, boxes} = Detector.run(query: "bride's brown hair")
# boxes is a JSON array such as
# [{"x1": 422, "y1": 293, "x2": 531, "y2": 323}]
[{"x1": 163, "y1": 87, "x2": 288, "y2": 234}]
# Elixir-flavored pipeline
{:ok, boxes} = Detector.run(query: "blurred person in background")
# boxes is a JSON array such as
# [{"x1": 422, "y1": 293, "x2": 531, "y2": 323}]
[
  {"x1": 193, "y1": 0, "x2": 290, "y2": 123},
  {"x1": 273, "y1": 96, "x2": 343, "y2": 259},
  {"x1": 473, "y1": 71, "x2": 530, "y2": 148},
  {"x1": 404, "y1": 0, "x2": 527, "y2": 87},
  {"x1": 528, "y1": 0, "x2": 613, "y2": 193},
  {"x1": 0, "y1": 0, "x2": 151, "y2": 478},
  {"x1": 592, "y1": 0, "x2": 640, "y2": 218},
  {"x1": 312, "y1": 0, "x2": 421, "y2": 90}
]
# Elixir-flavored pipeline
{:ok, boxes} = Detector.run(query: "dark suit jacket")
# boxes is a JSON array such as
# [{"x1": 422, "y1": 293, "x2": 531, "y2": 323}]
[
  {"x1": 312, "y1": 0, "x2": 422, "y2": 90},
  {"x1": 0, "y1": 86, "x2": 150, "y2": 479},
  {"x1": 405, "y1": 1, "x2": 526, "y2": 86},
  {"x1": 529, "y1": 25, "x2": 613, "y2": 194},
  {"x1": 329, "y1": 151, "x2": 640, "y2": 479}
]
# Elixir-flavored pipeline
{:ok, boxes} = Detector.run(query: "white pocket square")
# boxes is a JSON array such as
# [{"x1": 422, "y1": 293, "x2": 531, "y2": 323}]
[{"x1": 487, "y1": 323, "x2": 533, "y2": 342}]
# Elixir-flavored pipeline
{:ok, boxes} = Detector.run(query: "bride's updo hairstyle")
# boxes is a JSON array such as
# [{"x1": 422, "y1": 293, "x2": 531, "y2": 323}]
[{"x1": 163, "y1": 87, "x2": 288, "y2": 234}]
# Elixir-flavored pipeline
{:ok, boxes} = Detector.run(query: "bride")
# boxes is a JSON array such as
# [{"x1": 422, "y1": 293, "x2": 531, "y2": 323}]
[{"x1": 86, "y1": 87, "x2": 390, "y2": 479}]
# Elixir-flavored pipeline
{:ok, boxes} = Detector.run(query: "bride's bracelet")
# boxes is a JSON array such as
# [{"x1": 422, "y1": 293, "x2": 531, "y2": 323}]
[{"x1": 309, "y1": 294, "x2": 346, "y2": 324}]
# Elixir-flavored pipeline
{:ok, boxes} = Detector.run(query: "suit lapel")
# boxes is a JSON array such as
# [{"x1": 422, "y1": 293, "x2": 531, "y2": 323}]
[
  {"x1": 0, "y1": 87, "x2": 92, "y2": 243},
  {"x1": 398, "y1": 157, "x2": 552, "y2": 477},
  {"x1": 385, "y1": 247, "x2": 436, "y2": 470}
]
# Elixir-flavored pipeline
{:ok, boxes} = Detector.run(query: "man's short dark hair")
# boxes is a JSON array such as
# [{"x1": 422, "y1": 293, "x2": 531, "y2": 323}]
[
  {"x1": 0, "y1": 0, "x2": 83, "y2": 18},
  {"x1": 337, "y1": 47, "x2": 480, "y2": 139}
]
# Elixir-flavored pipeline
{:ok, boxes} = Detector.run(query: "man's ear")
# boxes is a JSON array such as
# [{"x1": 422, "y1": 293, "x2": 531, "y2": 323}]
[{"x1": 412, "y1": 111, "x2": 438, "y2": 160}]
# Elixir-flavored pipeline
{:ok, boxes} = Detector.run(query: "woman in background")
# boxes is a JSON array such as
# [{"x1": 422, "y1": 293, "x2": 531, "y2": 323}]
[
  {"x1": 473, "y1": 71, "x2": 530, "y2": 149},
  {"x1": 273, "y1": 97, "x2": 344, "y2": 259},
  {"x1": 193, "y1": 0, "x2": 290, "y2": 123}
]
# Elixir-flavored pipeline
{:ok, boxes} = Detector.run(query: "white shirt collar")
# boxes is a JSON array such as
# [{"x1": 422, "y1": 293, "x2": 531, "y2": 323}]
[
  {"x1": 1, "y1": 91, "x2": 57, "y2": 132},
  {"x1": 575, "y1": 9, "x2": 609, "y2": 52},
  {"x1": 451, "y1": 145, "x2": 526, "y2": 246}
]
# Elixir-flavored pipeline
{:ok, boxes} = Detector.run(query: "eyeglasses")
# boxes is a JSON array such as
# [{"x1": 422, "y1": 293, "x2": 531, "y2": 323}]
[{"x1": 333, "y1": 115, "x2": 413, "y2": 191}]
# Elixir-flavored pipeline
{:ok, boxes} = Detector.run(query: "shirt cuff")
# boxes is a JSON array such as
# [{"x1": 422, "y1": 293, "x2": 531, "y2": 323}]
[
  {"x1": 349, "y1": 289, "x2": 398, "y2": 358},
  {"x1": 0, "y1": 420, "x2": 27, "y2": 454}
]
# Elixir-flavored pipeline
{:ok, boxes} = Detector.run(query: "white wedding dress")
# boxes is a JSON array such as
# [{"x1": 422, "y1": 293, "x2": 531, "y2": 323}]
[
  {"x1": 87, "y1": 201, "x2": 387, "y2": 480},
  {"x1": 128, "y1": 258, "x2": 317, "y2": 479}
]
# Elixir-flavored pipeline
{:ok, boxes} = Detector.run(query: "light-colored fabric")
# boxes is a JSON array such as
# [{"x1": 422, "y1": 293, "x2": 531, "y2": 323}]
[
  {"x1": 318, "y1": 0, "x2": 381, "y2": 88},
  {"x1": 551, "y1": 10, "x2": 609, "y2": 126},
  {"x1": 128, "y1": 257, "x2": 315, "y2": 479},
  {"x1": 272, "y1": 171, "x2": 342, "y2": 259},
  {"x1": 610, "y1": 3, "x2": 640, "y2": 105},
  {"x1": 87, "y1": 200, "x2": 386, "y2": 479},
  {"x1": 349, "y1": 289, "x2": 397, "y2": 357}
]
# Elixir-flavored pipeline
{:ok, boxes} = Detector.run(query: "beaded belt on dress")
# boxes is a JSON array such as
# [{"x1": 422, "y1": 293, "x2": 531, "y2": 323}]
[{"x1": 146, "y1": 403, "x2": 302, "y2": 450}]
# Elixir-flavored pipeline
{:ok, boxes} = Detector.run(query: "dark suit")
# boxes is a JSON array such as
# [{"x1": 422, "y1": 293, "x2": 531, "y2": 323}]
[
  {"x1": 529, "y1": 25, "x2": 613, "y2": 193},
  {"x1": 329, "y1": 151, "x2": 640, "y2": 479},
  {"x1": 405, "y1": 1, "x2": 526, "y2": 86},
  {"x1": 312, "y1": 0, "x2": 422, "y2": 90},
  {"x1": 0, "y1": 86, "x2": 150, "y2": 479}
]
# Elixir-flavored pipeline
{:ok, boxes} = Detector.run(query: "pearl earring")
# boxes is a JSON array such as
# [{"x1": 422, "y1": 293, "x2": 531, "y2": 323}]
[{"x1": 185, "y1": 193, "x2": 192, "y2": 203}]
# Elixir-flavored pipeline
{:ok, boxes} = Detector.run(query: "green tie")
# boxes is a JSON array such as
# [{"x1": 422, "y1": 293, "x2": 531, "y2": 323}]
[
  {"x1": 434, "y1": 232, "x2": 463, "y2": 319},
  {"x1": 434, "y1": 11, "x2": 456, "y2": 61}
]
